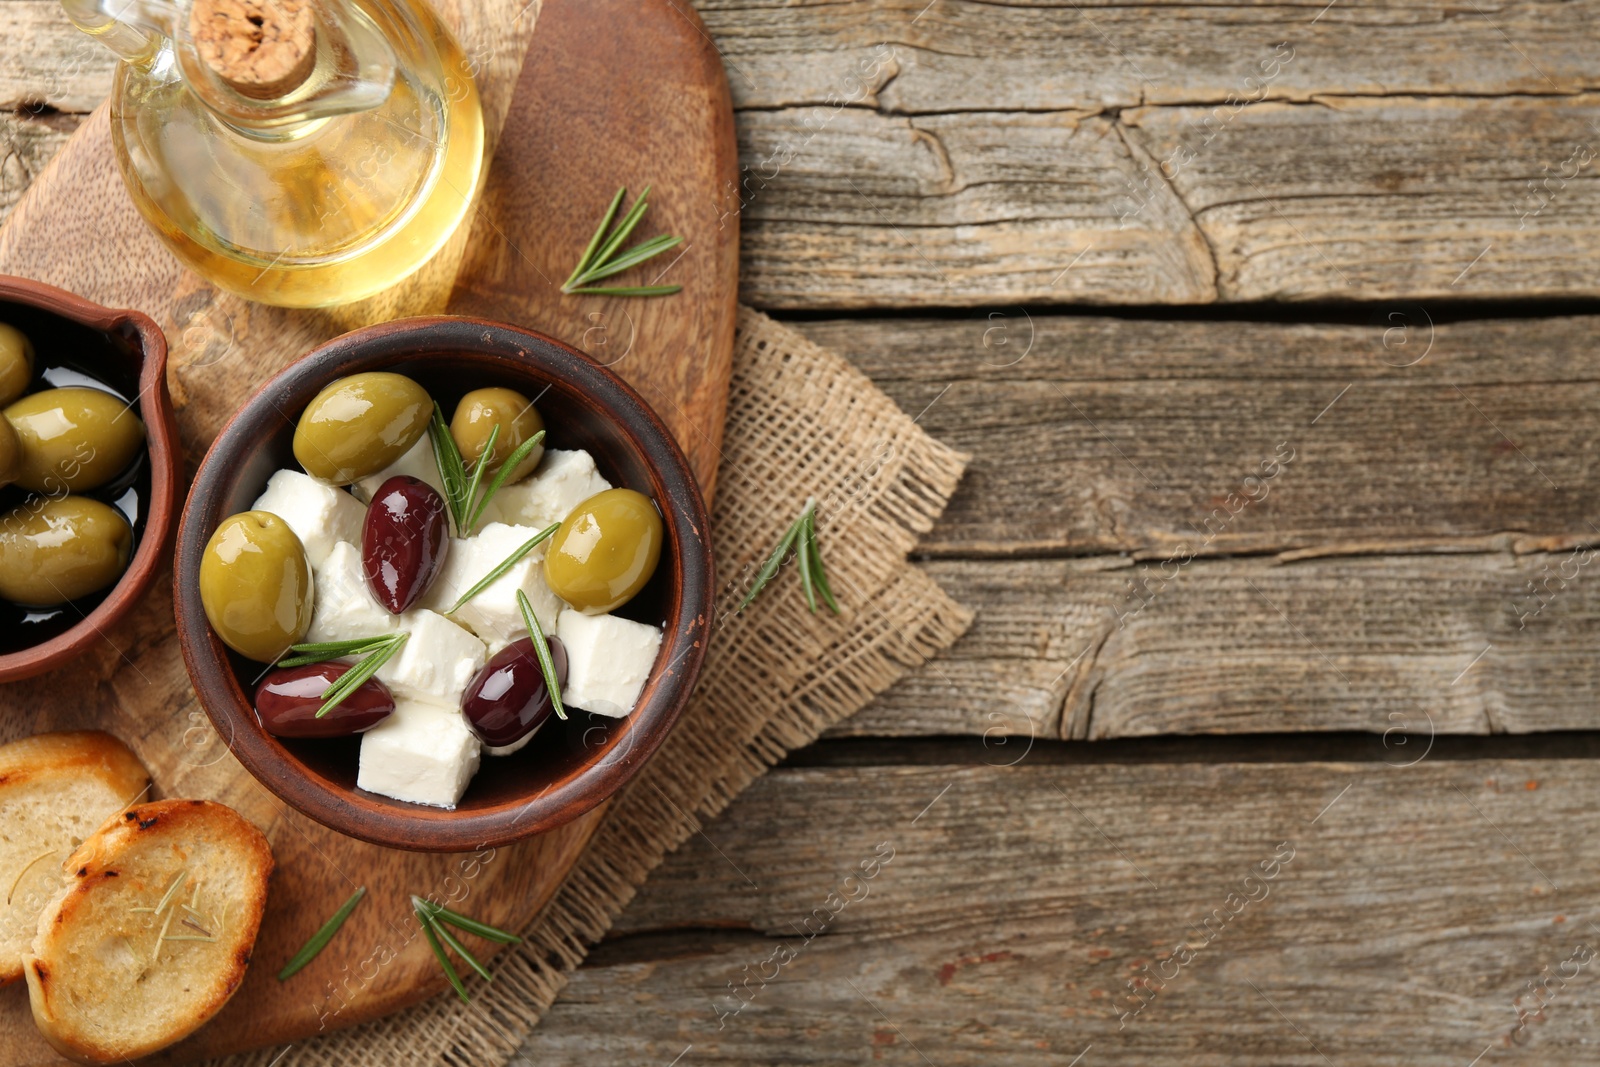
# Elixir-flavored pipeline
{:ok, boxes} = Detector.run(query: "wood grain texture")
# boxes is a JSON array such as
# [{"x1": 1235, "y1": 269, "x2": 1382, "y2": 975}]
[
  {"x1": 9, "y1": 2, "x2": 1600, "y2": 306},
  {"x1": 790, "y1": 315, "x2": 1600, "y2": 558},
  {"x1": 0, "y1": 0, "x2": 736, "y2": 1061},
  {"x1": 833, "y1": 554, "x2": 1600, "y2": 741},
  {"x1": 516, "y1": 760, "x2": 1600, "y2": 1066}
]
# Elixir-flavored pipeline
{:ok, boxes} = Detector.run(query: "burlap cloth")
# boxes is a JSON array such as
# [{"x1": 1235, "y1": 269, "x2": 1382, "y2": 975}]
[{"x1": 218, "y1": 307, "x2": 972, "y2": 1066}]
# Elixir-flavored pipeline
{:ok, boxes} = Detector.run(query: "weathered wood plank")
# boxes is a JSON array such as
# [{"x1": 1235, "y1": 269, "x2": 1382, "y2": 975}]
[
  {"x1": 838, "y1": 554, "x2": 1600, "y2": 741},
  {"x1": 516, "y1": 761, "x2": 1600, "y2": 1066},
  {"x1": 700, "y1": 0, "x2": 1600, "y2": 110},
  {"x1": 11, "y1": 3, "x2": 1600, "y2": 305},
  {"x1": 791, "y1": 315, "x2": 1600, "y2": 558},
  {"x1": 1125, "y1": 94, "x2": 1600, "y2": 301}
]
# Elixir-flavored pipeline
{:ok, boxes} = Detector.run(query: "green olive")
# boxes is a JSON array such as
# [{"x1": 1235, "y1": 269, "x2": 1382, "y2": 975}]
[
  {"x1": 0, "y1": 417, "x2": 19, "y2": 488},
  {"x1": 293, "y1": 372, "x2": 431, "y2": 484},
  {"x1": 543, "y1": 488, "x2": 663, "y2": 614},
  {"x1": 4, "y1": 387, "x2": 145, "y2": 493},
  {"x1": 199, "y1": 511, "x2": 314, "y2": 663},
  {"x1": 0, "y1": 496, "x2": 132, "y2": 607},
  {"x1": 450, "y1": 387, "x2": 544, "y2": 483},
  {"x1": 0, "y1": 324, "x2": 34, "y2": 407}
]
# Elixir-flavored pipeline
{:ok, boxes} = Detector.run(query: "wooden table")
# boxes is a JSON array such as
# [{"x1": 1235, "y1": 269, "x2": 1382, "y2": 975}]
[{"x1": 5, "y1": 1, "x2": 1600, "y2": 1062}]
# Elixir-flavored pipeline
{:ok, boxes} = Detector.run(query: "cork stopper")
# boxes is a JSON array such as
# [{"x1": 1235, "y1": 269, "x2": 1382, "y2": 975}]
[{"x1": 189, "y1": 0, "x2": 317, "y2": 100}]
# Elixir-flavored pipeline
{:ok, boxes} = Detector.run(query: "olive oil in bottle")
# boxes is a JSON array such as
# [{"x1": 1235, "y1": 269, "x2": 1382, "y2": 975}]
[{"x1": 61, "y1": 0, "x2": 486, "y2": 308}]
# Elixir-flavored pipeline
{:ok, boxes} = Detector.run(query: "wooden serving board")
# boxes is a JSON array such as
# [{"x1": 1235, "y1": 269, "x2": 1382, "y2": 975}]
[{"x1": 0, "y1": 0, "x2": 737, "y2": 1061}]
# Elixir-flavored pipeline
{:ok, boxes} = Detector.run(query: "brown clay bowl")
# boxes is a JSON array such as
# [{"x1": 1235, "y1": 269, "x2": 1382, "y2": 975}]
[
  {"x1": 175, "y1": 317, "x2": 713, "y2": 851},
  {"x1": 0, "y1": 276, "x2": 178, "y2": 683}
]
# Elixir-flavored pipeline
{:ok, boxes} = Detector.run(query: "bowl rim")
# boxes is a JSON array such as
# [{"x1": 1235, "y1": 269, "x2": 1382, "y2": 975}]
[
  {"x1": 174, "y1": 315, "x2": 715, "y2": 851},
  {"x1": 0, "y1": 275, "x2": 179, "y2": 684}
]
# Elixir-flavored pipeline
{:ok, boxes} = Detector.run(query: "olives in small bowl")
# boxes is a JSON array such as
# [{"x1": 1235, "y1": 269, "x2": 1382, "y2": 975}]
[
  {"x1": 176, "y1": 317, "x2": 711, "y2": 851},
  {"x1": 0, "y1": 276, "x2": 177, "y2": 684}
]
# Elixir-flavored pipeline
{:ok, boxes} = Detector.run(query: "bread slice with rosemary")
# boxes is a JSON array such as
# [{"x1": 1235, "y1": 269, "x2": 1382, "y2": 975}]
[
  {"x1": 0, "y1": 730, "x2": 150, "y2": 985},
  {"x1": 23, "y1": 798, "x2": 274, "y2": 1064}
]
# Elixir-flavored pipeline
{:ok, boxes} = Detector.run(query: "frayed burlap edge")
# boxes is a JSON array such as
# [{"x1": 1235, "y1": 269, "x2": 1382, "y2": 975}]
[{"x1": 218, "y1": 308, "x2": 972, "y2": 1067}]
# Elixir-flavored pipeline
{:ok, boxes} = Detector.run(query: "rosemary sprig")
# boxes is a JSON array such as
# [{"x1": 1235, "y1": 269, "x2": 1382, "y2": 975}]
[
  {"x1": 428, "y1": 403, "x2": 546, "y2": 535},
  {"x1": 467, "y1": 431, "x2": 545, "y2": 531},
  {"x1": 561, "y1": 186, "x2": 683, "y2": 297},
  {"x1": 446, "y1": 523, "x2": 561, "y2": 615},
  {"x1": 411, "y1": 896, "x2": 522, "y2": 1002},
  {"x1": 277, "y1": 635, "x2": 401, "y2": 669},
  {"x1": 516, "y1": 589, "x2": 566, "y2": 721},
  {"x1": 278, "y1": 887, "x2": 366, "y2": 981},
  {"x1": 427, "y1": 403, "x2": 472, "y2": 533},
  {"x1": 312, "y1": 633, "x2": 409, "y2": 718},
  {"x1": 736, "y1": 499, "x2": 841, "y2": 615}
]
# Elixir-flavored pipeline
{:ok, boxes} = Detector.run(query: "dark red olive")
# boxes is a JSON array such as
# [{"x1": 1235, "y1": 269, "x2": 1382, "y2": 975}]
[
  {"x1": 363, "y1": 475, "x2": 449, "y2": 613},
  {"x1": 255, "y1": 662, "x2": 396, "y2": 737},
  {"x1": 461, "y1": 636, "x2": 567, "y2": 748}
]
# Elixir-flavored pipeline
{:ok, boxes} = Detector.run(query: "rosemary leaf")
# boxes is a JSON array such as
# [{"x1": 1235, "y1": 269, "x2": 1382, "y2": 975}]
[
  {"x1": 565, "y1": 285, "x2": 683, "y2": 297},
  {"x1": 419, "y1": 900, "x2": 523, "y2": 945},
  {"x1": 586, "y1": 185, "x2": 653, "y2": 273},
  {"x1": 466, "y1": 430, "x2": 546, "y2": 531},
  {"x1": 563, "y1": 186, "x2": 626, "y2": 288},
  {"x1": 447, "y1": 523, "x2": 561, "y2": 615},
  {"x1": 277, "y1": 635, "x2": 397, "y2": 668},
  {"x1": 427, "y1": 403, "x2": 471, "y2": 532},
  {"x1": 578, "y1": 235, "x2": 684, "y2": 283},
  {"x1": 414, "y1": 901, "x2": 469, "y2": 1003},
  {"x1": 429, "y1": 918, "x2": 493, "y2": 983},
  {"x1": 794, "y1": 504, "x2": 819, "y2": 613},
  {"x1": 460, "y1": 423, "x2": 500, "y2": 532},
  {"x1": 278, "y1": 887, "x2": 366, "y2": 981},
  {"x1": 517, "y1": 590, "x2": 567, "y2": 721},
  {"x1": 735, "y1": 509, "x2": 807, "y2": 614},
  {"x1": 316, "y1": 633, "x2": 408, "y2": 718},
  {"x1": 806, "y1": 510, "x2": 841, "y2": 615}
]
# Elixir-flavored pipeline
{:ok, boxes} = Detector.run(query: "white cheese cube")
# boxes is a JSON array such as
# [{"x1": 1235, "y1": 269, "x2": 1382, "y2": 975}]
[
  {"x1": 555, "y1": 609, "x2": 663, "y2": 718},
  {"x1": 354, "y1": 435, "x2": 447, "y2": 504},
  {"x1": 422, "y1": 523, "x2": 562, "y2": 653},
  {"x1": 357, "y1": 696, "x2": 481, "y2": 808},
  {"x1": 377, "y1": 608, "x2": 486, "y2": 702},
  {"x1": 479, "y1": 449, "x2": 611, "y2": 529},
  {"x1": 305, "y1": 540, "x2": 398, "y2": 645},
  {"x1": 251, "y1": 470, "x2": 366, "y2": 570}
]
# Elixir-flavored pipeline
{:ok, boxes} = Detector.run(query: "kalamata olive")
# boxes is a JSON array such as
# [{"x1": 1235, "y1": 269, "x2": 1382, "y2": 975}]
[
  {"x1": 0, "y1": 417, "x2": 20, "y2": 488},
  {"x1": 363, "y1": 475, "x2": 449, "y2": 613},
  {"x1": 255, "y1": 662, "x2": 396, "y2": 737},
  {"x1": 543, "y1": 488, "x2": 663, "y2": 614},
  {"x1": 450, "y1": 387, "x2": 544, "y2": 483},
  {"x1": 0, "y1": 496, "x2": 132, "y2": 607},
  {"x1": 199, "y1": 510, "x2": 314, "y2": 662},
  {"x1": 461, "y1": 636, "x2": 567, "y2": 748},
  {"x1": 4, "y1": 386, "x2": 145, "y2": 493},
  {"x1": 0, "y1": 323, "x2": 34, "y2": 406},
  {"x1": 292, "y1": 372, "x2": 431, "y2": 484}
]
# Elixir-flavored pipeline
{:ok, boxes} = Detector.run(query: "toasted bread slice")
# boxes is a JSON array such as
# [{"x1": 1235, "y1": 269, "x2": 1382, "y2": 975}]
[
  {"x1": 0, "y1": 731, "x2": 149, "y2": 984},
  {"x1": 23, "y1": 799, "x2": 273, "y2": 1065}
]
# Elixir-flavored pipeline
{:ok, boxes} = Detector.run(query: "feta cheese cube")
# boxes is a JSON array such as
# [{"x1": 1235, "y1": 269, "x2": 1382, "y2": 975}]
[
  {"x1": 377, "y1": 608, "x2": 486, "y2": 702},
  {"x1": 357, "y1": 696, "x2": 481, "y2": 808},
  {"x1": 422, "y1": 522, "x2": 562, "y2": 653},
  {"x1": 354, "y1": 435, "x2": 448, "y2": 504},
  {"x1": 251, "y1": 470, "x2": 366, "y2": 569},
  {"x1": 305, "y1": 540, "x2": 397, "y2": 645},
  {"x1": 479, "y1": 449, "x2": 611, "y2": 529},
  {"x1": 555, "y1": 609, "x2": 663, "y2": 718}
]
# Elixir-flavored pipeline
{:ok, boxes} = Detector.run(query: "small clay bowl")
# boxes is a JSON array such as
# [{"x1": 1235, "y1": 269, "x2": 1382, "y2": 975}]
[
  {"x1": 0, "y1": 276, "x2": 178, "y2": 683},
  {"x1": 175, "y1": 317, "x2": 713, "y2": 852}
]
